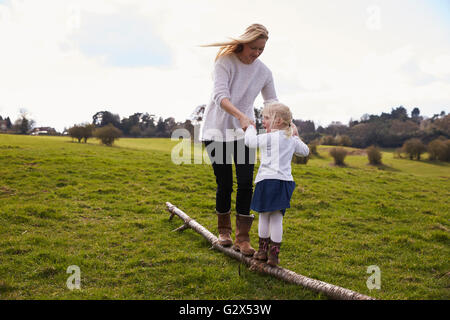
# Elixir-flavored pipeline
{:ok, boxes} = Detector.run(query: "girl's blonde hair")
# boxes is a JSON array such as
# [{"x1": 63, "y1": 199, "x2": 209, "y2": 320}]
[
  {"x1": 201, "y1": 24, "x2": 269, "y2": 61},
  {"x1": 262, "y1": 102, "x2": 293, "y2": 138}
]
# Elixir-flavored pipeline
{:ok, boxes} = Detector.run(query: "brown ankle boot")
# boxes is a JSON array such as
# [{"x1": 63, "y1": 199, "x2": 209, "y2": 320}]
[
  {"x1": 267, "y1": 241, "x2": 281, "y2": 267},
  {"x1": 253, "y1": 237, "x2": 270, "y2": 261},
  {"x1": 232, "y1": 214, "x2": 256, "y2": 256},
  {"x1": 216, "y1": 211, "x2": 232, "y2": 247}
]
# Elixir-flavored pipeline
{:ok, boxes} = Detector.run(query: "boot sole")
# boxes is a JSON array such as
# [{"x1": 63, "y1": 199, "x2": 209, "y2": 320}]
[
  {"x1": 232, "y1": 245, "x2": 255, "y2": 256},
  {"x1": 267, "y1": 261, "x2": 279, "y2": 267},
  {"x1": 219, "y1": 241, "x2": 233, "y2": 247},
  {"x1": 254, "y1": 255, "x2": 268, "y2": 261}
]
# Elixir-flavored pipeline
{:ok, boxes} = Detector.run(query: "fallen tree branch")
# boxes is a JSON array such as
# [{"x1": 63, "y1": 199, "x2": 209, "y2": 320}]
[{"x1": 165, "y1": 202, "x2": 375, "y2": 300}]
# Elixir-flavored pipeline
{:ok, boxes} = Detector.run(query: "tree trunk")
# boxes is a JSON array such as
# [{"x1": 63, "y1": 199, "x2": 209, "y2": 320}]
[{"x1": 166, "y1": 202, "x2": 375, "y2": 300}]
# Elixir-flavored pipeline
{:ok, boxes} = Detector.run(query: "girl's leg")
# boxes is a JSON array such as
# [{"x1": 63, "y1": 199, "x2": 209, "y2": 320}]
[
  {"x1": 258, "y1": 212, "x2": 271, "y2": 239},
  {"x1": 254, "y1": 211, "x2": 271, "y2": 260},
  {"x1": 268, "y1": 210, "x2": 283, "y2": 266},
  {"x1": 269, "y1": 210, "x2": 283, "y2": 243}
]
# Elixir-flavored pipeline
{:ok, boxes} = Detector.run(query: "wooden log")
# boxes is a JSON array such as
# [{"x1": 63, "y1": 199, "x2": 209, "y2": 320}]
[{"x1": 165, "y1": 202, "x2": 375, "y2": 300}]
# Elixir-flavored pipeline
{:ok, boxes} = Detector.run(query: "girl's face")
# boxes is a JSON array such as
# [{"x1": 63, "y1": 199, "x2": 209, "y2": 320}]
[
  {"x1": 237, "y1": 38, "x2": 266, "y2": 64},
  {"x1": 262, "y1": 113, "x2": 280, "y2": 132}
]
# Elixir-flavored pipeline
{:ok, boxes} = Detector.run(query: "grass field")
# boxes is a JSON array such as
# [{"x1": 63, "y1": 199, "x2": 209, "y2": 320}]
[{"x1": 0, "y1": 134, "x2": 449, "y2": 300}]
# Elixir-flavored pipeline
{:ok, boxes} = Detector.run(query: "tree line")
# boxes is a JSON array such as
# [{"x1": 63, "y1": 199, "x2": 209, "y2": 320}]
[
  {"x1": 293, "y1": 106, "x2": 448, "y2": 148},
  {"x1": 2, "y1": 105, "x2": 448, "y2": 150},
  {"x1": 89, "y1": 111, "x2": 189, "y2": 138},
  {"x1": 0, "y1": 113, "x2": 35, "y2": 134}
]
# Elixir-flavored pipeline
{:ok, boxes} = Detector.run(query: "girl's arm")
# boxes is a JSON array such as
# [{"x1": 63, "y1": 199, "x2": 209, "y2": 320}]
[
  {"x1": 245, "y1": 125, "x2": 268, "y2": 149},
  {"x1": 293, "y1": 136, "x2": 309, "y2": 157},
  {"x1": 244, "y1": 125, "x2": 258, "y2": 148}
]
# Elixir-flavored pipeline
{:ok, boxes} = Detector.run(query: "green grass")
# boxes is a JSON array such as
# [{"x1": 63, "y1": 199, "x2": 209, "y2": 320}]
[{"x1": 0, "y1": 134, "x2": 449, "y2": 300}]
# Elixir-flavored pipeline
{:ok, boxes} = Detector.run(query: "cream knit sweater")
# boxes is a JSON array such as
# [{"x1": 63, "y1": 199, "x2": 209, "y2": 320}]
[{"x1": 200, "y1": 53, "x2": 278, "y2": 142}]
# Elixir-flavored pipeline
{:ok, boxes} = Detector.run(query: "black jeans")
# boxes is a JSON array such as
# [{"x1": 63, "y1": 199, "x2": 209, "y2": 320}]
[{"x1": 204, "y1": 140, "x2": 256, "y2": 215}]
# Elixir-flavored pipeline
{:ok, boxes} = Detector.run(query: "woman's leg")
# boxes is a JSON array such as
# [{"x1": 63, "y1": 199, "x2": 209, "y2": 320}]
[
  {"x1": 232, "y1": 139, "x2": 256, "y2": 256},
  {"x1": 204, "y1": 140, "x2": 233, "y2": 213},
  {"x1": 204, "y1": 140, "x2": 234, "y2": 246},
  {"x1": 233, "y1": 139, "x2": 255, "y2": 215}
]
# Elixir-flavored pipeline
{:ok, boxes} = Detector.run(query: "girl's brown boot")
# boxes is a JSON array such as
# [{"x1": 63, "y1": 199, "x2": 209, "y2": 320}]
[
  {"x1": 253, "y1": 237, "x2": 270, "y2": 261},
  {"x1": 267, "y1": 241, "x2": 281, "y2": 267}
]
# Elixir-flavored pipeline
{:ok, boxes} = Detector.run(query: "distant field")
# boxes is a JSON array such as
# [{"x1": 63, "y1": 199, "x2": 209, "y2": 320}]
[{"x1": 0, "y1": 134, "x2": 449, "y2": 299}]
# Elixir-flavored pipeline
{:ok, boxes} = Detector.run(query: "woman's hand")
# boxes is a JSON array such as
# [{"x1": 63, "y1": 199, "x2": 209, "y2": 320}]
[
  {"x1": 239, "y1": 115, "x2": 255, "y2": 131},
  {"x1": 220, "y1": 98, "x2": 255, "y2": 131}
]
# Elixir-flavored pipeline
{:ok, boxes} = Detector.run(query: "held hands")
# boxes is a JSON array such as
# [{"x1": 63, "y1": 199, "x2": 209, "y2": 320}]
[
  {"x1": 239, "y1": 115, "x2": 256, "y2": 131},
  {"x1": 220, "y1": 99, "x2": 255, "y2": 131}
]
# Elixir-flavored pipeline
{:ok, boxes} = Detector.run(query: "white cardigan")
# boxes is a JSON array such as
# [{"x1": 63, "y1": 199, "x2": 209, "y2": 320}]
[
  {"x1": 200, "y1": 53, "x2": 278, "y2": 142},
  {"x1": 244, "y1": 126, "x2": 309, "y2": 183}
]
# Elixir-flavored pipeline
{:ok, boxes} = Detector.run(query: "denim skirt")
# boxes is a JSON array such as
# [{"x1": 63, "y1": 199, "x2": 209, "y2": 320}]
[{"x1": 250, "y1": 179, "x2": 296, "y2": 215}]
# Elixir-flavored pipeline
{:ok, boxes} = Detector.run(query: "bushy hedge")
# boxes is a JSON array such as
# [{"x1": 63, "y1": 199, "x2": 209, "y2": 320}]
[
  {"x1": 366, "y1": 145, "x2": 382, "y2": 165},
  {"x1": 68, "y1": 124, "x2": 95, "y2": 143},
  {"x1": 428, "y1": 138, "x2": 450, "y2": 162},
  {"x1": 402, "y1": 138, "x2": 426, "y2": 160},
  {"x1": 335, "y1": 135, "x2": 352, "y2": 147},
  {"x1": 321, "y1": 135, "x2": 336, "y2": 146},
  {"x1": 292, "y1": 154, "x2": 309, "y2": 165},
  {"x1": 329, "y1": 147, "x2": 348, "y2": 166},
  {"x1": 308, "y1": 141, "x2": 318, "y2": 156},
  {"x1": 94, "y1": 124, "x2": 122, "y2": 146}
]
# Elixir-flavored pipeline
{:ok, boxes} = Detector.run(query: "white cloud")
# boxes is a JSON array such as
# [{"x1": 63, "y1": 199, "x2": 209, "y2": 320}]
[{"x1": 0, "y1": 0, "x2": 449, "y2": 132}]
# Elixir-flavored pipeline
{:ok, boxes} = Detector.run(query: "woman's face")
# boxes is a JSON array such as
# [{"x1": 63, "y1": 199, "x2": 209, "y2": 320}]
[{"x1": 237, "y1": 38, "x2": 266, "y2": 64}]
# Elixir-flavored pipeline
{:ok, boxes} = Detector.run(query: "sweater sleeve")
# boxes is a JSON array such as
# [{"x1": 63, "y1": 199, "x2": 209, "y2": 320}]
[
  {"x1": 261, "y1": 70, "x2": 278, "y2": 105},
  {"x1": 293, "y1": 136, "x2": 310, "y2": 157},
  {"x1": 212, "y1": 60, "x2": 231, "y2": 108}
]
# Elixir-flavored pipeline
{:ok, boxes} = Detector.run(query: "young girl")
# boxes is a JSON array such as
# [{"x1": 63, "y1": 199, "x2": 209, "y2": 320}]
[{"x1": 244, "y1": 102, "x2": 309, "y2": 266}]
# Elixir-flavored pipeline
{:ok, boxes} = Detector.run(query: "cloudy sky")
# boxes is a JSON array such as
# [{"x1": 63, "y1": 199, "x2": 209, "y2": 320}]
[{"x1": 0, "y1": 0, "x2": 449, "y2": 131}]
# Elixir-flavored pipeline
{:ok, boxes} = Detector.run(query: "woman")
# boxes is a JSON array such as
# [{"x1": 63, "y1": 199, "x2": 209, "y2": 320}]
[{"x1": 200, "y1": 24, "x2": 278, "y2": 256}]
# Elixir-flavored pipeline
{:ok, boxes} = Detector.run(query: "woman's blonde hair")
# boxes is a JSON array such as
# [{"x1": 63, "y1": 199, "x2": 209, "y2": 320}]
[
  {"x1": 201, "y1": 24, "x2": 269, "y2": 61},
  {"x1": 262, "y1": 102, "x2": 293, "y2": 138}
]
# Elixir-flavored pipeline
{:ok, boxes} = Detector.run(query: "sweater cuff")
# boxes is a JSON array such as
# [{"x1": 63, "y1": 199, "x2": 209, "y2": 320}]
[
  {"x1": 216, "y1": 95, "x2": 231, "y2": 109},
  {"x1": 263, "y1": 98, "x2": 278, "y2": 105}
]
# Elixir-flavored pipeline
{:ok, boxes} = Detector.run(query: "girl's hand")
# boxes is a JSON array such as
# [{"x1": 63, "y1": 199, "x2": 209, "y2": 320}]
[{"x1": 291, "y1": 122, "x2": 299, "y2": 137}]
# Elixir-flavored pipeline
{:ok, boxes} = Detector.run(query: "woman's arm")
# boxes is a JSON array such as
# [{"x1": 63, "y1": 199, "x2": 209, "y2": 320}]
[
  {"x1": 220, "y1": 98, "x2": 255, "y2": 130},
  {"x1": 213, "y1": 60, "x2": 255, "y2": 131},
  {"x1": 261, "y1": 71, "x2": 278, "y2": 105}
]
